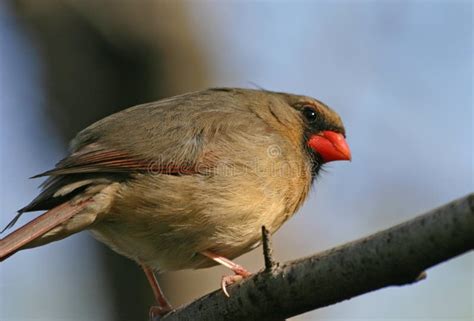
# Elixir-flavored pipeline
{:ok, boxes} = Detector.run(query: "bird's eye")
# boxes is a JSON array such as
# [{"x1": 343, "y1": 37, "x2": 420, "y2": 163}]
[{"x1": 302, "y1": 106, "x2": 318, "y2": 122}]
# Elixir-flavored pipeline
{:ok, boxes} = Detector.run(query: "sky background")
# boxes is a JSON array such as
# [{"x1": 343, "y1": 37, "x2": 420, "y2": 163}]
[{"x1": 1, "y1": 1, "x2": 472, "y2": 321}]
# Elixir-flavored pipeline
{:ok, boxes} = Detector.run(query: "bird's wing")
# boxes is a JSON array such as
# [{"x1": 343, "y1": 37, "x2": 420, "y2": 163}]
[
  {"x1": 2, "y1": 138, "x2": 214, "y2": 230},
  {"x1": 32, "y1": 146, "x2": 204, "y2": 177}
]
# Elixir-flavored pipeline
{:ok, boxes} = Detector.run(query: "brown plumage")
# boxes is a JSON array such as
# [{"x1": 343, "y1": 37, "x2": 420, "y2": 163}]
[{"x1": 0, "y1": 88, "x2": 350, "y2": 316}]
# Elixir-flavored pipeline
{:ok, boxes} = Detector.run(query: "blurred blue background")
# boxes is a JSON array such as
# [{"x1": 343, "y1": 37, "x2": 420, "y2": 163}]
[{"x1": 1, "y1": 1, "x2": 472, "y2": 321}]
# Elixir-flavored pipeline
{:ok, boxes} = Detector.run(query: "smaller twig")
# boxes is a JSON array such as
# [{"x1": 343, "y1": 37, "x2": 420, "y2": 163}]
[
  {"x1": 261, "y1": 226, "x2": 285, "y2": 321},
  {"x1": 415, "y1": 271, "x2": 427, "y2": 282},
  {"x1": 261, "y1": 226, "x2": 277, "y2": 272}
]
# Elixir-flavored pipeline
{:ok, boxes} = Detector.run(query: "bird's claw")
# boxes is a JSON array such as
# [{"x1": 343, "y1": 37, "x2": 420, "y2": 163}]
[
  {"x1": 149, "y1": 305, "x2": 172, "y2": 320},
  {"x1": 221, "y1": 269, "x2": 251, "y2": 297},
  {"x1": 200, "y1": 250, "x2": 252, "y2": 298}
]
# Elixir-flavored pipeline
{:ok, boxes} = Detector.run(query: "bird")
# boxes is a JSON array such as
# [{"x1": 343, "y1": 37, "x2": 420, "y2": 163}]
[{"x1": 0, "y1": 88, "x2": 351, "y2": 317}]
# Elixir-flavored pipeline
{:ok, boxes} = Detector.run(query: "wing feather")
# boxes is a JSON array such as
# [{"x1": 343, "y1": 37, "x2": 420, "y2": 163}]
[{"x1": 32, "y1": 148, "x2": 202, "y2": 177}]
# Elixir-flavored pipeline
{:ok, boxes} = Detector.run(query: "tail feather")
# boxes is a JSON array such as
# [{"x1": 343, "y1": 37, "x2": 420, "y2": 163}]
[
  {"x1": 1, "y1": 212, "x2": 23, "y2": 234},
  {"x1": 0, "y1": 198, "x2": 93, "y2": 261}
]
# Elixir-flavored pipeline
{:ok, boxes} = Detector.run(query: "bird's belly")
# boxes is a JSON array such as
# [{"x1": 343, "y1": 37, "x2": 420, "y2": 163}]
[
  {"x1": 90, "y1": 203, "x2": 285, "y2": 272},
  {"x1": 90, "y1": 171, "x2": 310, "y2": 271}
]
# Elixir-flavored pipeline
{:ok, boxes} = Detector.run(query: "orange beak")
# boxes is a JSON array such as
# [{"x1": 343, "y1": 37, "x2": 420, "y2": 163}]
[{"x1": 307, "y1": 131, "x2": 351, "y2": 163}]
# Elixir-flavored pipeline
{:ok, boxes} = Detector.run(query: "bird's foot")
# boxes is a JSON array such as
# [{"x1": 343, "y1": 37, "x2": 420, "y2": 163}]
[
  {"x1": 221, "y1": 267, "x2": 251, "y2": 297},
  {"x1": 200, "y1": 250, "x2": 252, "y2": 297},
  {"x1": 149, "y1": 305, "x2": 172, "y2": 320}
]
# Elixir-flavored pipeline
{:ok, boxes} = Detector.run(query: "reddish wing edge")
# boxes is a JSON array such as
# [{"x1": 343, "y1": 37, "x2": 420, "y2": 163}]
[
  {"x1": 33, "y1": 149, "x2": 203, "y2": 177},
  {"x1": 0, "y1": 199, "x2": 93, "y2": 261}
]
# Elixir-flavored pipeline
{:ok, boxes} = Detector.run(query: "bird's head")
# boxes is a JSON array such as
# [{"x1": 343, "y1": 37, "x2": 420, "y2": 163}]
[
  {"x1": 290, "y1": 97, "x2": 350, "y2": 164},
  {"x1": 209, "y1": 88, "x2": 351, "y2": 176},
  {"x1": 268, "y1": 92, "x2": 351, "y2": 176}
]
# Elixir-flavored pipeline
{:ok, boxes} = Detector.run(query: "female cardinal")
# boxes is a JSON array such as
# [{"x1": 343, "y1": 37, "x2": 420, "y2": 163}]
[{"x1": 0, "y1": 88, "x2": 350, "y2": 316}]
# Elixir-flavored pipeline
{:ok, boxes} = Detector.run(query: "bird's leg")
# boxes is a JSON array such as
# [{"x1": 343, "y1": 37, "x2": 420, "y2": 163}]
[
  {"x1": 201, "y1": 250, "x2": 251, "y2": 297},
  {"x1": 140, "y1": 263, "x2": 172, "y2": 319}
]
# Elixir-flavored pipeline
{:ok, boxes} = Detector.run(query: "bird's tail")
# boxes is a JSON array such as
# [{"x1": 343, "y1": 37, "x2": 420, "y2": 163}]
[{"x1": 0, "y1": 198, "x2": 93, "y2": 261}]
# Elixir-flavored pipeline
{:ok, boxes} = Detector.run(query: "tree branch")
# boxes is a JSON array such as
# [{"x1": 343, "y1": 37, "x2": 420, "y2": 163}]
[{"x1": 160, "y1": 194, "x2": 474, "y2": 321}]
